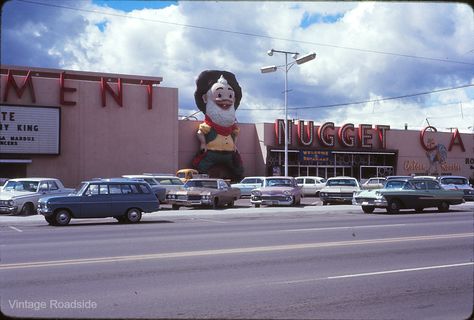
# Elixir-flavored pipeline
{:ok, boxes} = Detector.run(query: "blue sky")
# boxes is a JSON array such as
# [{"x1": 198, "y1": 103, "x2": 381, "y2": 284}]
[
  {"x1": 1, "y1": 1, "x2": 474, "y2": 131},
  {"x1": 92, "y1": 0, "x2": 177, "y2": 11}
]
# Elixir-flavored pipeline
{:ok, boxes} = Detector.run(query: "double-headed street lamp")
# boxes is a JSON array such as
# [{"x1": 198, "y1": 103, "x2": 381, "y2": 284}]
[{"x1": 260, "y1": 49, "x2": 316, "y2": 177}]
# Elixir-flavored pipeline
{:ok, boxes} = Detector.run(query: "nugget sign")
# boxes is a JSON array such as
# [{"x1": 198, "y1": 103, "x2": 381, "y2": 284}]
[{"x1": 0, "y1": 105, "x2": 60, "y2": 154}]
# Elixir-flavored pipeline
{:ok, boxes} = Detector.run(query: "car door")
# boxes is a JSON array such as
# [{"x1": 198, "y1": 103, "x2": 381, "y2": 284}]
[
  {"x1": 79, "y1": 183, "x2": 111, "y2": 218},
  {"x1": 410, "y1": 180, "x2": 430, "y2": 208},
  {"x1": 425, "y1": 180, "x2": 444, "y2": 207}
]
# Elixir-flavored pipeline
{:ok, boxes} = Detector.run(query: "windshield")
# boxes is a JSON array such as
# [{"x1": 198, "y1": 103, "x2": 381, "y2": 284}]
[
  {"x1": 265, "y1": 179, "x2": 292, "y2": 187},
  {"x1": 2, "y1": 181, "x2": 39, "y2": 192},
  {"x1": 327, "y1": 179, "x2": 357, "y2": 187},
  {"x1": 384, "y1": 181, "x2": 406, "y2": 189},
  {"x1": 75, "y1": 182, "x2": 88, "y2": 195},
  {"x1": 440, "y1": 177, "x2": 468, "y2": 185},
  {"x1": 184, "y1": 180, "x2": 217, "y2": 189}
]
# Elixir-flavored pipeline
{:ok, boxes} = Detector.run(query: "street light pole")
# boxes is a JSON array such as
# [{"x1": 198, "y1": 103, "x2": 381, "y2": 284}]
[{"x1": 260, "y1": 49, "x2": 316, "y2": 177}]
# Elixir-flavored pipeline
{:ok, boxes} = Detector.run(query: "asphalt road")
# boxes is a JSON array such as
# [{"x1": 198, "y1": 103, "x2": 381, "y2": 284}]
[{"x1": 1, "y1": 200, "x2": 473, "y2": 319}]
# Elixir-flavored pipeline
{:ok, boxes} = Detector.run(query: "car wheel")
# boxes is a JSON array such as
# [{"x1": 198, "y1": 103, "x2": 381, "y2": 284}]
[
  {"x1": 212, "y1": 198, "x2": 219, "y2": 209},
  {"x1": 45, "y1": 216, "x2": 56, "y2": 226},
  {"x1": 115, "y1": 216, "x2": 126, "y2": 223},
  {"x1": 227, "y1": 200, "x2": 235, "y2": 208},
  {"x1": 415, "y1": 207, "x2": 424, "y2": 213},
  {"x1": 315, "y1": 191, "x2": 320, "y2": 197},
  {"x1": 296, "y1": 197, "x2": 301, "y2": 206},
  {"x1": 254, "y1": 204, "x2": 260, "y2": 208},
  {"x1": 124, "y1": 208, "x2": 142, "y2": 223},
  {"x1": 20, "y1": 203, "x2": 35, "y2": 216},
  {"x1": 387, "y1": 200, "x2": 401, "y2": 214},
  {"x1": 438, "y1": 201, "x2": 449, "y2": 212},
  {"x1": 54, "y1": 210, "x2": 71, "y2": 226},
  {"x1": 172, "y1": 204, "x2": 180, "y2": 210},
  {"x1": 362, "y1": 206, "x2": 375, "y2": 213}
]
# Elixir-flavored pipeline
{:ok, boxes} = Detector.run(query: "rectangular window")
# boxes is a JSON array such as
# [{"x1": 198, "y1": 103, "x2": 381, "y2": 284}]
[
  {"x1": 109, "y1": 184, "x2": 121, "y2": 194},
  {"x1": 139, "y1": 184, "x2": 151, "y2": 194},
  {"x1": 121, "y1": 184, "x2": 133, "y2": 194},
  {"x1": 130, "y1": 184, "x2": 140, "y2": 194},
  {"x1": 99, "y1": 185, "x2": 109, "y2": 194},
  {"x1": 86, "y1": 184, "x2": 99, "y2": 195},
  {"x1": 49, "y1": 181, "x2": 59, "y2": 190}
]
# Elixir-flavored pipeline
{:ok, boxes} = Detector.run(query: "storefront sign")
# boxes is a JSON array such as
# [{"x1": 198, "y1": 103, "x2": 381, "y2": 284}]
[
  {"x1": 1, "y1": 68, "x2": 160, "y2": 110},
  {"x1": 420, "y1": 126, "x2": 465, "y2": 152},
  {"x1": 299, "y1": 150, "x2": 331, "y2": 164},
  {"x1": 0, "y1": 105, "x2": 60, "y2": 154},
  {"x1": 275, "y1": 119, "x2": 390, "y2": 149}
]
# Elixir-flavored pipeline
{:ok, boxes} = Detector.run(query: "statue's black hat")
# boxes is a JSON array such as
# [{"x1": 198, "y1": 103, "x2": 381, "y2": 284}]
[{"x1": 194, "y1": 70, "x2": 242, "y2": 113}]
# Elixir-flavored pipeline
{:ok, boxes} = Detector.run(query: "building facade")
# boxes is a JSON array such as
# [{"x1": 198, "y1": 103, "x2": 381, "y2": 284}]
[{"x1": 1, "y1": 66, "x2": 473, "y2": 187}]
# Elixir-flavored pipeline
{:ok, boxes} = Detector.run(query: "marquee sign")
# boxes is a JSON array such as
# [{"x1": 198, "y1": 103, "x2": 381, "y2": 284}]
[
  {"x1": 0, "y1": 105, "x2": 60, "y2": 154},
  {"x1": 275, "y1": 119, "x2": 390, "y2": 149}
]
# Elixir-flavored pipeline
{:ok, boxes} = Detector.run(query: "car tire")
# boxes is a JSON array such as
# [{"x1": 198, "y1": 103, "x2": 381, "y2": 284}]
[
  {"x1": 387, "y1": 200, "x2": 401, "y2": 214},
  {"x1": 115, "y1": 216, "x2": 126, "y2": 223},
  {"x1": 415, "y1": 207, "x2": 424, "y2": 213},
  {"x1": 315, "y1": 191, "x2": 320, "y2": 197},
  {"x1": 172, "y1": 204, "x2": 180, "y2": 210},
  {"x1": 254, "y1": 204, "x2": 260, "y2": 208},
  {"x1": 54, "y1": 210, "x2": 71, "y2": 226},
  {"x1": 322, "y1": 201, "x2": 327, "y2": 206},
  {"x1": 228, "y1": 200, "x2": 235, "y2": 208},
  {"x1": 438, "y1": 201, "x2": 449, "y2": 212},
  {"x1": 124, "y1": 208, "x2": 142, "y2": 223},
  {"x1": 362, "y1": 206, "x2": 375, "y2": 213},
  {"x1": 20, "y1": 203, "x2": 35, "y2": 216},
  {"x1": 212, "y1": 198, "x2": 219, "y2": 209},
  {"x1": 45, "y1": 216, "x2": 56, "y2": 226}
]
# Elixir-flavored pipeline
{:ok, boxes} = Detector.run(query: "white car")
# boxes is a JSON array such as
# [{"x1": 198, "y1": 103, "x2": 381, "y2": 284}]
[
  {"x1": 296, "y1": 176, "x2": 326, "y2": 197},
  {"x1": 231, "y1": 176, "x2": 265, "y2": 197},
  {"x1": 142, "y1": 174, "x2": 185, "y2": 192},
  {"x1": 361, "y1": 177, "x2": 387, "y2": 190},
  {"x1": 438, "y1": 175, "x2": 474, "y2": 201},
  {"x1": 0, "y1": 178, "x2": 74, "y2": 215},
  {"x1": 319, "y1": 176, "x2": 361, "y2": 205}
]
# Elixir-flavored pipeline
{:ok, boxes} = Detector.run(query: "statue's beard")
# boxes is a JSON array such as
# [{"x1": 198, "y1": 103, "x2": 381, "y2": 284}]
[{"x1": 205, "y1": 100, "x2": 236, "y2": 127}]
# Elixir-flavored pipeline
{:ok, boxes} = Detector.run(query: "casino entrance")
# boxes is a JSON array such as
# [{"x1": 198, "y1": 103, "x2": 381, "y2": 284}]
[{"x1": 266, "y1": 149, "x2": 398, "y2": 180}]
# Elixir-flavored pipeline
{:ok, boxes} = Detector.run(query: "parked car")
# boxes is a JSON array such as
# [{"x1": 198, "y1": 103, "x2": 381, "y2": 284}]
[
  {"x1": 319, "y1": 176, "x2": 361, "y2": 205},
  {"x1": 296, "y1": 176, "x2": 326, "y2": 197},
  {"x1": 360, "y1": 177, "x2": 386, "y2": 190},
  {"x1": 250, "y1": 176, "x2": 302, "y2": 207},
  {"x1": 353, "y1": 178, "x2": 464, "y2": 214},
  {"x1": 142, "y1": 174, "x2": 185, "y2": 193},
  {"x1": 37, "y1": 179, "x2": 160, "y2": 226},
  {"x1": 231, "y1": 176, "x2": 265, "y2": 197},
  {"x1": 166, "y1": 178, "x2": 240, "y2": 209},
  {"x1": 176, "y1": 169, "x2": 208, "y2": 183},
  {"x1": 437, "y1": 175, "x2": 474, "y2": 201},
  {"x1": 0, "y1": 178, "x2": 74, "y2": 215},
  {"x1": 121, "y1": 175, "x2": 167, "y2": 202}
]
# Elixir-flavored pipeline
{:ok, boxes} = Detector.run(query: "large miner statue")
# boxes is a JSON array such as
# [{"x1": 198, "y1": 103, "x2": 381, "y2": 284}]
[{"x1": 192, "y1": 70, "x2": 244, "y2": 181}]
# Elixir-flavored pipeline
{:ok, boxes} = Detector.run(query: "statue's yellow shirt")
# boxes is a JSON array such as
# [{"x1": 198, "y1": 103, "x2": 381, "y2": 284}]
[{"x1": 199, "y1": 123, "x2": 239, "y2": 152}]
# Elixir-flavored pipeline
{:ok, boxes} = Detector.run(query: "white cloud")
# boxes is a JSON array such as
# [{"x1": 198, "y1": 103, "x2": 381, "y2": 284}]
[{"x1": 1, "y1": 1, "x2": 473, "y2": 131}]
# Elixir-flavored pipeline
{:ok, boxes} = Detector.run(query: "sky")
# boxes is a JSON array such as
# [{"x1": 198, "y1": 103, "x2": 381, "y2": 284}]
[{"x1": 1, "y1": 0, "x2": 474, "y2": 132}]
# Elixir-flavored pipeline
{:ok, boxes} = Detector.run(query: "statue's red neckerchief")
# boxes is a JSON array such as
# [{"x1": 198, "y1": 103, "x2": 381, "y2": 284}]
[{"x1": 204, "y1": 115, "x2": 237, "y2": 136}]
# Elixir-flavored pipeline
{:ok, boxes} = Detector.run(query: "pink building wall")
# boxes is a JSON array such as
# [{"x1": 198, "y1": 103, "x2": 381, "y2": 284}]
[
  {"x1": 2, "y1": 66, "x2": 473, "y2": 186},
  {"x1": 1, "y1": 66, "x2": 179, "y2": 187}
]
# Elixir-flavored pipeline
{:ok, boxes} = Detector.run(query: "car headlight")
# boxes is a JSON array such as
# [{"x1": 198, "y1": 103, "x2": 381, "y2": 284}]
[
  {"x1": 201, "y1": 194, "x2": 210, "y2": 200},
  {"x1": 320, "y1": 192, "x2": 326, "y2": 197},
  {"x1": 283, "y1": 190, "x2": 292, "y2": 195},
  {"x1": 251, "y1": 190, "x2": 261, "y2": 196},
  {"x1": 8, "y1": 200, "x2": 15, "y2": 206}
]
